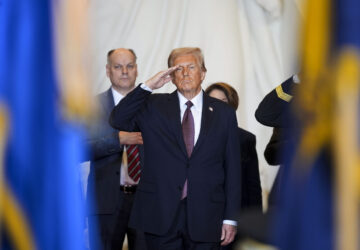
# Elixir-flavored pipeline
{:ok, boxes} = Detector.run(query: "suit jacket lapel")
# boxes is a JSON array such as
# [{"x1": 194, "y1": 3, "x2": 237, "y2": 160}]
[
  {"x1": 192, "y1": 92, "x2": 213, "y2": 156},
  {"x1": 167, "y1": 91, "x2": 188, "y2": 158},
  {"x1": 103, "y1": 88, "x2": 115, "y2": 113}
]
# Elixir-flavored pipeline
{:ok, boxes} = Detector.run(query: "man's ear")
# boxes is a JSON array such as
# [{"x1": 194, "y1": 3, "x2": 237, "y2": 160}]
[
  {"x1": 201, "y1": 70, "x2": 206, "y2": 81},
  {"x1": 106, "y1": 64, "x2": 110, "y2": 77}
]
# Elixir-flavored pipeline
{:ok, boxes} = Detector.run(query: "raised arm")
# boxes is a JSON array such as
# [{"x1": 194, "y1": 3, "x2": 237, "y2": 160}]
[
  {"x1": 255, "y1": 76, "x2": 297, "y2": 127},
  {"x1": 109, "y1": 66, "x2": 179, "y2": 131}
]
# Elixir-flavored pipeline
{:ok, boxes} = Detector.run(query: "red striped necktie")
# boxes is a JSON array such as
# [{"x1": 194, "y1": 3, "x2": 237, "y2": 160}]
[{"x1": 126, "y1": 145, "x2": 141, "y2": 182}]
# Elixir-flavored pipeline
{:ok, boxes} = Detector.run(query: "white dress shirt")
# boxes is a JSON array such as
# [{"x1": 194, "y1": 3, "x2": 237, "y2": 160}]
[
  {"x1": 177, "y1": 91, "x2": 202, "y2": 145},
  {"x1": 112, "y1": 88, "x2": 139, "y2": 186}
]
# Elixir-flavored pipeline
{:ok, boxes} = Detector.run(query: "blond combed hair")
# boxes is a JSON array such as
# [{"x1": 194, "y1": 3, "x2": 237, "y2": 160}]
[{"x1": 167, "y1": 47, "x2": 207, "y2": 72}]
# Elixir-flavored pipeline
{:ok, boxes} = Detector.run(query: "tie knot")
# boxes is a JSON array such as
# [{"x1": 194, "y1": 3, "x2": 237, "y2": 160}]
[{"x1": 185, "y1": 101, "x2": 193, "y2": 109}]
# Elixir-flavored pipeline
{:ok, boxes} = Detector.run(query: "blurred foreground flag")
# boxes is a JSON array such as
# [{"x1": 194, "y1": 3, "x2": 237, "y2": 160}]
[
  {"x1": 0, "y1": 0, "x2": 94, "y2": 249},
  {"x1": 273, "y1": 0, "x2": 360, "y2": 250}
]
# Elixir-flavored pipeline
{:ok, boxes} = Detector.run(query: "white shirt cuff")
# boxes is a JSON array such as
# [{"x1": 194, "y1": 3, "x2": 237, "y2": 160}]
[
  {"x1": 140, "y1": 83, "x2": 153, "y2": 92},
  {"x1": 293, "y1": 74, "x2": 300, "y2": 84},
  {"x1": 223, "y1": 220, "x2": 237, "y2": 226}
]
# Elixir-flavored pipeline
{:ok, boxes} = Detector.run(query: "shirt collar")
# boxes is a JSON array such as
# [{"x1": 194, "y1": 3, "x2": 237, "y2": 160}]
[
  {"x1": 177, "y1": 90, "x2": 203, "y2": 110},
  {"x1": 111, "y1": 87, "x2": 125, "y2": 105}
]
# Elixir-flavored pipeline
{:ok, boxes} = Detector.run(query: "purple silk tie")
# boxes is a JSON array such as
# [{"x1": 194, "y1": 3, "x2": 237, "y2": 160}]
[{"x1": 181, "y1": 101, "x2": 194, "y2": 199}]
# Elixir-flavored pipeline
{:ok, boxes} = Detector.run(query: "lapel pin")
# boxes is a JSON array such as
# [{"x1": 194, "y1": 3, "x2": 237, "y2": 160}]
[{"x1": 209, "y1": 107, "x2": 213, "y2": 112}]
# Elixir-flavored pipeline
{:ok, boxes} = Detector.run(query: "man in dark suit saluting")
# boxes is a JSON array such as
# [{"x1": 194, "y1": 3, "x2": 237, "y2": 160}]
[{"x1": 110, "y1": 47, "x2": 241, "y2": 249}]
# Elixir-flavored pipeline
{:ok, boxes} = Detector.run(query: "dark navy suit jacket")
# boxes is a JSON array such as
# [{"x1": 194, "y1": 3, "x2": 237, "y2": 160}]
[
  {"x1": 86, "y1": 88, "x2": 143, "y2": 215},
  {"x1": 109, "y1": 86, "x2": 241, "y2": 242}
]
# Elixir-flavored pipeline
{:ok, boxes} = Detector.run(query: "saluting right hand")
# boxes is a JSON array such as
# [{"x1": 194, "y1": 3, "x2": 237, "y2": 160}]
[{"x1": 144, "y1": 66, "x2": 179, "y2": 90}]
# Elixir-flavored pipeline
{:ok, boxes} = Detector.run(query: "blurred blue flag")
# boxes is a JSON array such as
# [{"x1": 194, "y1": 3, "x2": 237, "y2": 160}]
[
  {"x1": 273, "y1": 0, "x2": 360, "y2": 249},
  {"x1": 0, "y1": 1, "x2": 88, "y2": 249}
]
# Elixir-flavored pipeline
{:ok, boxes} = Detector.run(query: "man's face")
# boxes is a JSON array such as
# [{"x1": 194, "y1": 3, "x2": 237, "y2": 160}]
[
  {"x1": 172, "y1": 54, "x2": 205, "y2": 96},
  {"x1": 106, "y1": 49, "x2": 137, "y2": 93}
]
